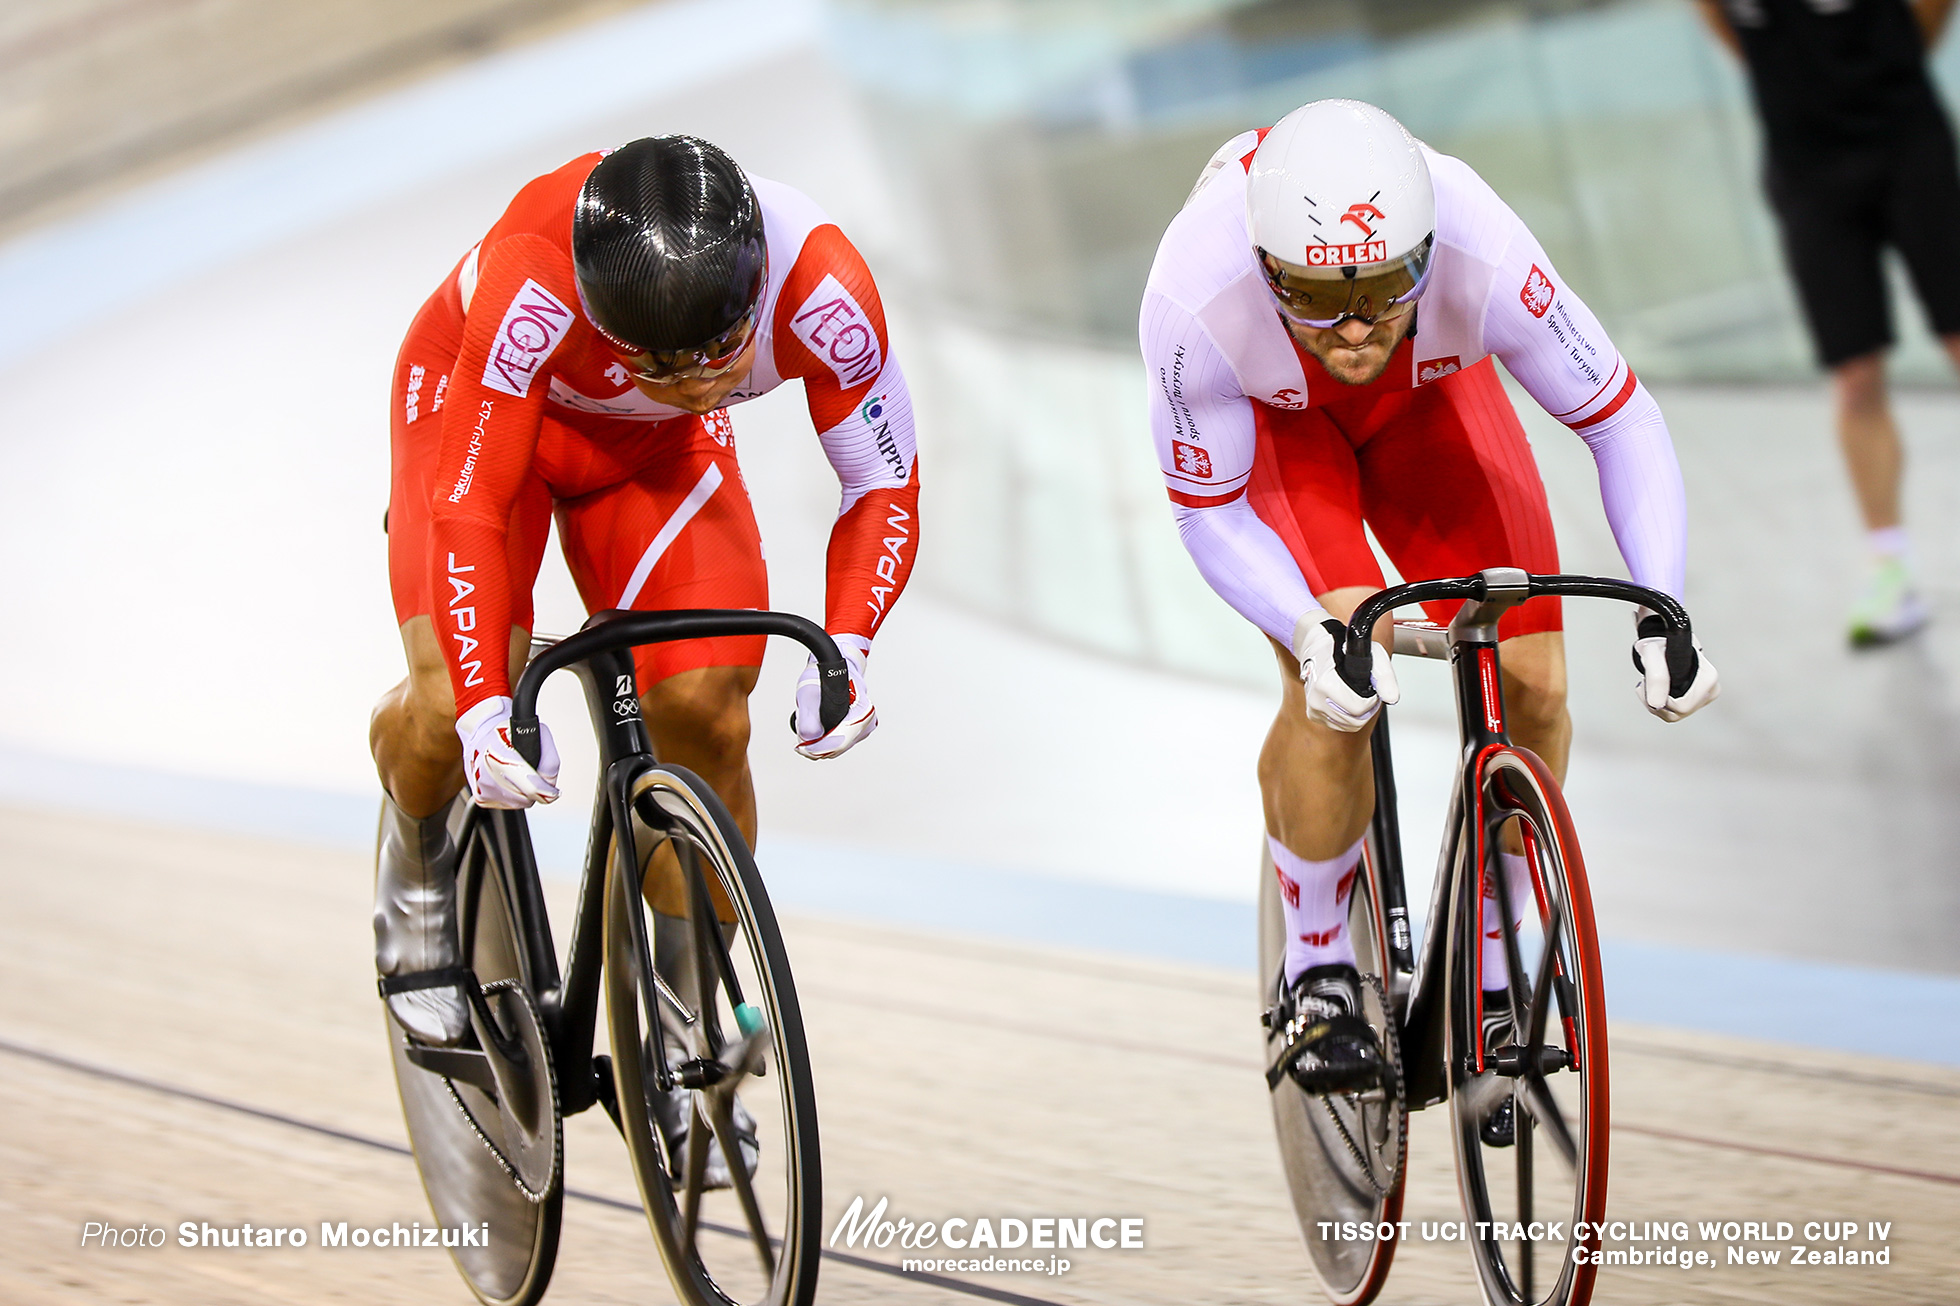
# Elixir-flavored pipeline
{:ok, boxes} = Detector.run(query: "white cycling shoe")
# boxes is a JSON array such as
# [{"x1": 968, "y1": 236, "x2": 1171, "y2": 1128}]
[
  {"x1": 647, "y1": 1074, "x2": 760, "y2": 1191},
  {"x1": 374, "y1": 794, "x2": 473, "y2": 1047}
]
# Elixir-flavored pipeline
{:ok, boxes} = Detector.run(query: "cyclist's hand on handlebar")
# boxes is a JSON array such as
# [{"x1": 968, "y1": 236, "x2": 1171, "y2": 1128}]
[
  {"x1": 456, "y1": 696, "x2": 561, "y2": 808},
  {"x1": 1293, "y1": 615, "x2": 1400, "y2": 733},
  {"x1": 793, "y1": 634, "x2": 877, "y2": 760},
  {"x1": 1632, "y1": 612, "x2": 1720, "y2": 723}
]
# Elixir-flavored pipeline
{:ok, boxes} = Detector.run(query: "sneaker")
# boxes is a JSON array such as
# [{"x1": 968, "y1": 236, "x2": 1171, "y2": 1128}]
[
  {"x1": 1479, "y1": 990, "x2": 1516, "y2": 1148},
  {"x1": 1264, "y1": 964, "x2": 1384, "y2": 1094},
  {"x1": 1848, "y1": 557, "x2": 1929, "y2": 647}
]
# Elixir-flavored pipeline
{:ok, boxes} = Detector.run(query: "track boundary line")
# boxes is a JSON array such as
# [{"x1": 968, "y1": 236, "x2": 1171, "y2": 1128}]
[
  {"x1": 1615, "y1": 1120, "x2": 1960, "y2": 1186},
  {"x1": 0, "y1": 1035, "x2": 1072, "y2": 1306}
]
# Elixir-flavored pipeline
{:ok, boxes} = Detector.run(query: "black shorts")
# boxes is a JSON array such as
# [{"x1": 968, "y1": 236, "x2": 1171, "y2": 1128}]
[{"x1": 1765, "y1": 122, "x2": 1960, "y2": 368}]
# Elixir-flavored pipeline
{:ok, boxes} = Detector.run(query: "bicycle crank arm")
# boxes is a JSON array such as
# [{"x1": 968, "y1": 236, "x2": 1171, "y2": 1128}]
[{"x1": 403, "y1": 1043, "x2": 501, "y2": 1097}]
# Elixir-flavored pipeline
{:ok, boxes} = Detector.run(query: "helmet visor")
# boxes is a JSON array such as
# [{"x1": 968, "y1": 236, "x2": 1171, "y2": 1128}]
[
  {"x1": 1258, "y1": 235, "x2": 1434, "y2": 329},
  {"x1": 611, "y1": 306, "x2": 760, "y2": 382}
]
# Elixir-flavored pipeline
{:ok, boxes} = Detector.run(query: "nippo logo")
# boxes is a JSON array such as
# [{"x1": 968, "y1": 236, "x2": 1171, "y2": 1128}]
[
  {"x1": 1521, "y1": 266, "x2": 1555, "y2": 319},
  {"x1": 1172, "y1": 440, "x2": 1213, "y2": 479},
  {"x1": 1339, "y1": 202, "x2": 1385, "y2": 239},
  {"x1": 1417, "y1": 356, "x2": 1461, "y2": 385},
  {"x1": 1302, "y1": 240, "x2": 1388, "y2": 268},
  {"x1": 481, "y1": 279, "x2": 573, "y2": 398},
  {"x1": 792, "y1": 275, "x2": 884, "y2": 388}
]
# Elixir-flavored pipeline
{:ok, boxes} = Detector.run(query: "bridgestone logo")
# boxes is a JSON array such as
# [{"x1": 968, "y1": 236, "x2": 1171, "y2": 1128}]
[{"x1": 1302, "y1": 241, "x2": 1387, "y2": 267}]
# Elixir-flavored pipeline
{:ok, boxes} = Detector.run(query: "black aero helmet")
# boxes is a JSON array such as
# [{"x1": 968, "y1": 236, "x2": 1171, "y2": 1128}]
[{"x1": 572, "y1": 135, "x2": 767, "y2": 358}]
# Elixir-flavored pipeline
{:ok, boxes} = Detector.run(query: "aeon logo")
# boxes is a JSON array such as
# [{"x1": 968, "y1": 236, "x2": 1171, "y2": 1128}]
[{"x1": 1340, "y1": 202, "x2": 1385, "y2": 238}]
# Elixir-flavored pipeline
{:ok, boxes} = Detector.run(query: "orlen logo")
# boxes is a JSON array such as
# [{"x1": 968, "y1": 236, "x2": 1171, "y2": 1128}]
[
  {"x1": 1277, "y1": 869, "x2": 1301, "y2": 910},
  {"x1": 1302, "y1": 240, "x2": 1387, "y2": 267},
  {"x1": 1339, "y1": 202, "x2": 1385, "y2": 239},
  {"x1": 1417, "y1": 356, "x2": 1461, "y2": 385},
  {"x1": 791, "y1": 275, "x2": 883, "y2": 388},
  {"x1": 1298, "y1": 925, "x2": 1345, "y2": 948},
  {"x1": 1268, "y1": 387, "x2": 1305, "y2": 410},
  {"x1": 1172, "y1": 440, "x2": 1212, "y2": 480},
  {"x1": 1521, "y1": 266, "x2": 1555, "y2": 319},
  {"x1": 481, "y1": 280, "x2": 574, "y2": 398}
]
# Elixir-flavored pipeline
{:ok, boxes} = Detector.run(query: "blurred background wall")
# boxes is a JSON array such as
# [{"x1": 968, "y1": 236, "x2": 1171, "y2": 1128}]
[
  {"x1": 820, "y1": 0, "x2": 1960, "y2": 680},
  {"x1": 4, "y1": 0, "x2": 1957, "y2": 974}
]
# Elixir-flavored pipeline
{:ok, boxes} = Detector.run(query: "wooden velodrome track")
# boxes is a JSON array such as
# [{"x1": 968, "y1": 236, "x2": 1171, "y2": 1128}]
[{"x1": 4, "y1": 803, "x2": 1958, "y2": 1305}]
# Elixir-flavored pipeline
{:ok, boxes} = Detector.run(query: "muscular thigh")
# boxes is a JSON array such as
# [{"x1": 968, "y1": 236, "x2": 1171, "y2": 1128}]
[
  {"x1": 553, "y1": 410, "x2": 768, "y2": 690},
  {"x1": 1351, "y1": 358, "x2": 1562, "y2": 641}
]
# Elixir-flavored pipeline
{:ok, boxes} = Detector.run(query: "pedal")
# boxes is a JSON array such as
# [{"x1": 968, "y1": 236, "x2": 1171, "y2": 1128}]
[
  {"x1": 404, "y1": 1043, "x2": 500, "y2": 1096},
  {"x1": 672, "y1": 1057, "x2": 731, "y2": 1089},
  {"x1": 1482, "y1": 1044, "x2": 1574, "y2": 1077}
]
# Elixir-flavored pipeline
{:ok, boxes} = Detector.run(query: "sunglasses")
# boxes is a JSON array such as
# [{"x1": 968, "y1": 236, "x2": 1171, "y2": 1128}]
[
  {"x1": 1259, "y1": 237, "x2": 1434, "y2": 330},
  {"x1": 611, "y1": 309, "x2": 759, "y2": 383}
]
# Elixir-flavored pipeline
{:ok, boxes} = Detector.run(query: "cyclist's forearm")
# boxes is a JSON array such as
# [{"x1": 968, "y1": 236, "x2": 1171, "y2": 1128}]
[
  {"x1": 1172, "y1": 498, "x2": 1323, "y2": 645},
  {"x1": 1575, "y1": 383, "x2": 1688, "y2": 600}
]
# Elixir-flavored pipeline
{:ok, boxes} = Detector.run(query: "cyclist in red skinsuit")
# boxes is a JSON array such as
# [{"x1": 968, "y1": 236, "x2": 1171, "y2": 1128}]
[{"x1": 370, "y1": 138, "x2": 919, "y2": 1055}]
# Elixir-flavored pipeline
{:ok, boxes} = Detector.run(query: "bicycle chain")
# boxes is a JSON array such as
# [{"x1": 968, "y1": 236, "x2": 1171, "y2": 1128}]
[
  {"x1": 1315, "y1": 972, "x2": 1406, "y2": 1199},
  {"x1": 437, "y1": 978, "x2": 560, "y2": 1205}
]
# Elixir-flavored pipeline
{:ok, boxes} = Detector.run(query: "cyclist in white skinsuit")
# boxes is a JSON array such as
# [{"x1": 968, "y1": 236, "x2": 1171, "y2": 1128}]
[{"x1": 1140, "y1": 101, "x2": 1719, "y2": 1099}]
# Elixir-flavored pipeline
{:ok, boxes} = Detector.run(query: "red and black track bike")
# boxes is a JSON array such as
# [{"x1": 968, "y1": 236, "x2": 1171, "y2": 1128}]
[{"x1": 1262, "y1": 568, "x2": 1701, "y2": 1306}]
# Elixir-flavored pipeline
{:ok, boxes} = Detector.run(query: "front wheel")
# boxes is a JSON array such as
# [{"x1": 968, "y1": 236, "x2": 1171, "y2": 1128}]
[
  {"x1": 605, "y1": 765, "x2": 822, "y2": 1306},
  {"x1": 1449, "y1": 747, "x2": 1609, "y2": 1306}
]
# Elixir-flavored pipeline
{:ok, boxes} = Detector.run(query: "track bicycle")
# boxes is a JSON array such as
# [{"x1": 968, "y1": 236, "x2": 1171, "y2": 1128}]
[
  {"x1": 381, "y1": 607, "x2": 850, "y2": 1306},
  {"x1": 1261, "y1": 568, "x2": 1701, "y2": 1306}
]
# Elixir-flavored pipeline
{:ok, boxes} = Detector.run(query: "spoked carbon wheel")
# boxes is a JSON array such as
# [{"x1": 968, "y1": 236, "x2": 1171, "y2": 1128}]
[
  {"x1": 1259, "y1": 837, "x2": 1408, "y2": 1306},
  {"x1": 387, "y1": 806, "x2": 563, "y2": 1306},
  {"x1": 606, "y1": 765, "x2": 821, "y2": 1306},
  {"x1": 1449, "y1": 747, "x2": 1609, "y2": 1306}
]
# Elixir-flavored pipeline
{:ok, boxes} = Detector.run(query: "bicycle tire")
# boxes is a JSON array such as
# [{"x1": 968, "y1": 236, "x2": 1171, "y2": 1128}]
[
  {"x1": 605, "y1": 764, "x2": 822, "y2": 1306},
  {"x1": 1260, "y1": 836, "x2": 1408, "y2": 1306},
  {"x1": 1448, "y1": 747, "x2": 1609, "y2": 1306},
  {"x1": 386, "y1": 804, "x2": 563, "y2": 1306}
]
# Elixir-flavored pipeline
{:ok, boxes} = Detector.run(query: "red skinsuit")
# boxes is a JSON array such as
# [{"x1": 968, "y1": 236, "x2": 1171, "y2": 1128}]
[{"x1": 387, "y1": 153, "x2": 921, "y2": 714}]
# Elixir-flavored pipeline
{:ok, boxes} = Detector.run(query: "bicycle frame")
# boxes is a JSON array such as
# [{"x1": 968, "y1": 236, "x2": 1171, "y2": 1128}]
[
  {"x1": 456, "y1": 608, "x2": 848, "y2": 1119},
  {"x1": 1341, "y1": 568, "x2": 1692, "y2": 1108}
]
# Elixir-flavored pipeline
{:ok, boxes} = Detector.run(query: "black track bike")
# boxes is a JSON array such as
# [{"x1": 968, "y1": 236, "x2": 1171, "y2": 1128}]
[
  {"x1": 1263, "y1": 568, "x2": 1701, "y2": 1306},
  {"x1": 383, "y1": 607, "x2": 849, "y2": 1306}
]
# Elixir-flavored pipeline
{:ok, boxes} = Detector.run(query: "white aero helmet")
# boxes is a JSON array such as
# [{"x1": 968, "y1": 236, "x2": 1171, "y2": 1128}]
[{"x1": 1246, "y1": 100, "x2": 1435, "y2": 329}]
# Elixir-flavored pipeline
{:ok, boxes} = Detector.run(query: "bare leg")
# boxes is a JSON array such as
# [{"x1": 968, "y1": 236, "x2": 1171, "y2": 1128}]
[
  {"x1": 1258, "y1": 588, "x2": 1389, "y2": 859},
  {"x1": 1260, "y1": 591, "x2": 1570, "y2": 858},
  {"x1": 637, "y1": 665, "x2": 762, "y2": 919},
  {"x1": 1833, "y1": 352, "x2": 1902, "y2": 533},
  {"x1": 369, "y1": 616, "x2": 531, "y2": 817}
]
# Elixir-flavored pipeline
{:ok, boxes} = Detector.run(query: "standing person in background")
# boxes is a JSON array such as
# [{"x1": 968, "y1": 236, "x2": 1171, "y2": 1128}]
[{"x1": 1698, "y1": 0, "x2": 1960, "y2": 645}]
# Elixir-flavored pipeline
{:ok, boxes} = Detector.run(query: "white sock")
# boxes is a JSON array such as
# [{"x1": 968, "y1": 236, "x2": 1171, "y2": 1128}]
[
  {"x1": 1481, "y1": 852, "x2": 1535, "y2": 992},
  {"x1": 1271, "y1": 835, "x2": 1363, "y2": 984},
  {"x1": 1868, "y1": 526, "x2": 1911, "y2": 563}
]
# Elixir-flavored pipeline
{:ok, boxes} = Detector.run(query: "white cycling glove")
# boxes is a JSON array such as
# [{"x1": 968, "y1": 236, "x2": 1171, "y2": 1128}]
[
  {"x1": 1293, "y1": 614, "x2": 1400, "y2": 733},
  {"x1": 1632, "y1": 612, "x2": 1720, "y2": 723},
  {"x1": 456, "y1": 696, "x2": 561, "y2": 809},
  {"x1": 793, "y1": 634, "x2": 877, "y2": 760}
]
